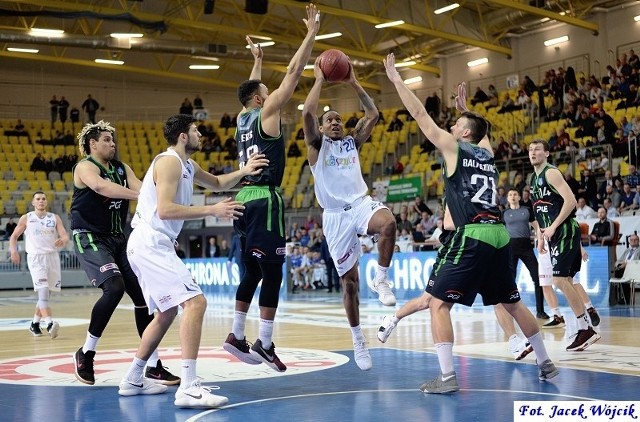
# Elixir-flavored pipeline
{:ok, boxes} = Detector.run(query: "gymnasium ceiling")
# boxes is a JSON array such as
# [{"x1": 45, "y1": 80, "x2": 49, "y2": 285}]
[{"x1": 0, "y1": 0, "x2": 634, "y2": 93}]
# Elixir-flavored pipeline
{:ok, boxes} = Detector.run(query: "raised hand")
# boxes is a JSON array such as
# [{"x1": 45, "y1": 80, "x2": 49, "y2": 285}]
[
  {"x1": 383, "y1": 53, "x2": 402, "y2": 83},
  {"x1": 313, "y1": 56, "x2": 325, "y2": 82},
  {"x1": 210, "y1": 197, "x2": 245, "y2": 220},
  {"x1": 454, "y1": 82, "x2": 469, "y2": 112},
  {"x1": 303, "y1": 3, "x2": 320, "y2": 36},
  {"x1": 246, "y1": 35, "x2": 263, "y2": 60}
]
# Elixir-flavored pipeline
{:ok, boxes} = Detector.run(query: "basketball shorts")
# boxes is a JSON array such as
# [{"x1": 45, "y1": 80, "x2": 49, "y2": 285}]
[
  {"x1": 426, "y1": 224, "x2": 519, "y2": 307},
  {"x1": 540, "y1": 221, "x2": 581, "y2": 279},
  {"x1": 323, "y1": 195, "x2": 388, "y2": 277},
  {"x1": 27, "y1": 252, "x2": 62, "y2": 292},
  {"x1": 127, "y1": 223, "x2": 202, "y2": 314},
  {"x1": 538, "y1": 240, "x2": 581, "y2": 286},
  {"x1": 234, "y1": 186, "x2": 286, "y2": 263},
  {"x1": 73, "y1": 231, "x2": 137, "y2": 287}
]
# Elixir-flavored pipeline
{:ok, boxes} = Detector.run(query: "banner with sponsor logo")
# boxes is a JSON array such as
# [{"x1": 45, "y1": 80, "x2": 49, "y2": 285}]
[{"x1": 386, "y1": 176, "x2": 422, "y2": 202}]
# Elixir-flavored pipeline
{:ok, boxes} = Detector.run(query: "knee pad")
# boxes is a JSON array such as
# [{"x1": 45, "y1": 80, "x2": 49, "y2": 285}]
[
  {"x1": 100, "y1": 276, "x2": 126, "y2": 305},
  {"x1": 89, "y1": 276, "x2": 126, "y2": 337},
  {"x1": 235, "y1": 258, "x2": 262, "y2": 303},
  {"x1": 36, "y1": 288, "x2": 50, "y2": 310},
  {"x1": 258, "y1": 262, "x2": 283, "y2": 309}
]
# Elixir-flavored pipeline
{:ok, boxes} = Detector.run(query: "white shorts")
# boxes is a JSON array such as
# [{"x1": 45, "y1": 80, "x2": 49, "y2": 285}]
[
  {"x1": 538, "y1": 242, "x2": 580, "y2": 287},
  {"x1": 323, "y1": 196, "x2": 388, "y2": 276},
  {"x1": 27, "y1": 252, "x2": 62, "y2": 292},
  {"x1": 127, "y1": 223, "x2": 202, "y2": 313}
]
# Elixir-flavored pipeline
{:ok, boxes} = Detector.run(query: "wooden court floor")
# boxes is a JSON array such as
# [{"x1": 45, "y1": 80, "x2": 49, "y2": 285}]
[{"x1": 0, "y1": 287, "x2": 638, "y2": 421}]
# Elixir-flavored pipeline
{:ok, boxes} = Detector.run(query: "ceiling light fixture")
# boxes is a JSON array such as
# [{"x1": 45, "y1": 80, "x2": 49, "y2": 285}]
[
  {"x1": 467, "y1": 57, "x2": 488, "y2": 67},
  {"x1": 110, "y1": 33, "x2": 144, "y2": 38},
  {"x1": 315, "y1": 32, "x2": 342, "y2": 40},
  {"x1": 634, "y1": 15, "x2": 640, "y2": 22},
  {"x1": 30, "y1": 28, "x2": 65, "y2": 37},
  {"x1": 403, "y1": 76, "x2": 422, "y2": 85},
  {"x1": 7, "y1": 47, "x2": 39, "y2": 53},
  {"x1": 189, "y1": 64, "x2": 220, "y2": 70},
  {"x1": 375, "y1": 20, "x2": 405, "y2": 29},
  {"x1": 304, "y1": 64, "x2": 314, "y2": 70},
  {"x1": 247, "y1": 34, "x2": 272, "y2": 41},
  {"x1": 544, "y1": 35, "x2": 569, "y2": 47},
  {"x1": 395, "y1": 60, "x2": 416, "y2": 68},
  {"x1": 245, "y1": 41, "x2": 275, "y2": 48},
  {"x1": 95, "y1": 58, "x2": 124, "y2": 65},
  {"x1": 434, "y1": 3, "x2": 460, "y2": 15}
]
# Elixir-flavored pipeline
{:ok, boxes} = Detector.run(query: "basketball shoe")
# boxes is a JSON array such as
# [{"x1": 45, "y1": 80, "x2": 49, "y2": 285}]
[
  {"x1": 538, "y1": 359, "x2": 560, "y2": 381},
  {"x1": 223, "y1": 333, "x2": 261, "y2": 365},
  {"x1": 542, "y1": 315, "x2": 565, "y2": 328},
  {"x1": 249, "y1": 339, "x2": 287, "y2": 372},
  {"x1": 420, "y1": 371, "x2": 459, "y2": 394},
  {"x1": 47, "y1": 322, "x2": 59, "y2": 339},
  {"x1": 353, "y1": 340, "x2": 372, "y2": 371},
  {"x1": 145, "y1": 360, "x2": 180, "y2": 385},
  {"x1": 29, "y1": 322, "x2": 42, "y2": 337},
  {"x1": 377, "y1": 315, "x2": 398, "y2": 343},
  {"x1": 508, "y1": 335, "x2": 533, "y2": 360},
  {"x1": 566, "y1": 327, "x2": 601, "y2": 351},
  {"x1": 118, "y1": 378, "x2": 168, "y2": 396},
  {"x1": 373, "y1": 279, "x2": 396, "y2": 306},
  {"x1": 175, "y1": 380, "x2": 228, "y2": 409},
  {"x1": 74, "y1": 347, "x2": 95, "y2": 385}
]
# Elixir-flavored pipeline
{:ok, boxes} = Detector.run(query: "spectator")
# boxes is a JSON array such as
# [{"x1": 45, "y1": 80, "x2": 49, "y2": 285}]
[
  {"x1": 30, "y1": 152, "x2": 48, "y2": 172},
  {"x1": 603, "y1": 184, "x2": 622, "y2": 209},
  {"x1": 424, "y1": 91, "x2": 441, "y2": 119},
  {"x1": 626, "y1": 165, "x2": 640, "y2": 187},
  {"x1": 81, "y1": 94, "x2": 100, "y2": 124},
  {"x1": 486, "y1": 84, "x2": 499, "y2": 109},
  {"x1": 3, "y1": 218, "x2": 18, "y2": 241},
  {"x1": 193, "y1": 94, "x2": 204, "y2": 109},
  {"x1": 396, "y1": 210, "x2": 413, "y2": 233},
  {"x1": 205, "y1": 236, "x2": 220, "y2": 258},
  {"x1": 58, "y1": 96, "x2": 70, "y2": 127},
  {"x1": 603, "y1": 198, "x2": 620, "y2": 218},
  {"x1": 618, "y1": 183, "x2": 636, "y2": 213},
  {"x1": 70, "y1": 107, "x2": 80, "y2": 128},
  {"x1": 578, "y1": 169, "x2": 598, "y2": 208},
  {"x1": 219, "y1": 112, "x2": 232, "y2": 134},
  {"x1": 49, "y1": 95, "x2": 58, "y2": 125},
  {"x1": 589, "y1": 208, "x2": 614, "y2": 245},
  {"x1": 179, "y1": 98, "x2": 193, "y2": 115},
  {"x1": 497, "y1": 92, "x2": 516, "y2": 114},
  {"x1": 287, "y1": 139, "x2": 302, "y2": 158},
  {"x1": 386, "y1": 115, "x2": 403, "y2": 132},
  {"x1": 575, "y1": 197, "x2": 597, "y2": 220},
  {"x1": 219, "y1": 239, "x2": 230, "y2": 258},
  {"x1": 385, "y1": 158, "x2": 404, "y2": 175},
  {"x1": 345, "y1": 113, "x2": 359, "y2": 129},
  {"x1": 470, "y1": 86, "x2": 489, "y2": 106},
  {"x1": 13, "y1": 119, "x2": 31, "y2": 142},
  {"x1": 410, "y1": 196, "x2": 432, "y2": 223}
]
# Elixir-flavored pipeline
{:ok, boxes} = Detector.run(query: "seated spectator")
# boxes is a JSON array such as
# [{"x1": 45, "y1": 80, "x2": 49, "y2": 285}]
[
  {"x1": 546, "y1": 97, "x2": 562, "y2": 121},
  {"x1": 575, "y1": 197, "x2": 597, "y2": 220},
  {"x1": 626, "y1": 164, "x2": 640, "y2": 187},
  {"x1": 396, "y1": 228, "x2": 414, "y2": 252},
  {"x1": 30, "y1": 152, "x2": 48, "y2": 172},
  {"x1": 618, "y1": 183, "x2": 637, "y2": 213},
  {"x1": 604, "y1": 197, "x2": 620, "y2": 218},
  {"x1": 219, "y1": 112, "x2": 232, "y2": 133},
  {"x1": 179, "y1": 98, "x2": 193, "y2": 115},
  {"x1": 295, "y1": 127, "x2": 305, "y2": 140},
  {"x1": 287, "y1": 139, "x2": 302, "y2": 158},
  {"x1": 3, "y1": 218, "x2": 17, "y2": 241},
  {"x1": 589, "y1": 208, "x2": 614, "y2": 245},
  {"x1": 396, "y1": 210, "x2": 413, "y2": 233},
  {"x1": 420, "y1": 219, "x2": 444, "y2": 250},
  {"x1": 385, "y1": 158, "x2": 404, "y2": 175},
  {"x1": 386, "y1": 115, "x2": 403, "y2": 132},
  {"x1": 470, "y1": 86, "x2": 489, "y2": 106},
  {"x1": 486, "y1": 84, "x2": 499, "y2": 109},
  {"x1": 345, "y1": 113, "x2": 358, "y2": 129}
]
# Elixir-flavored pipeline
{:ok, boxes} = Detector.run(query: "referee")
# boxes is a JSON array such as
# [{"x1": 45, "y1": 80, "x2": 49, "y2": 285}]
[{"x1": 503, "y1": 188, "x2": 549, "y2": 319}]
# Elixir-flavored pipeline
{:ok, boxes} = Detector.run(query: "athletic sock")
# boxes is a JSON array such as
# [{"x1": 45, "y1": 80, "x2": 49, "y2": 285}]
[
  {"x1": 180, "y1": 359, "x2": 197, "y2": 389},
  {"x1": 527, "y1": 332, "x2": 550, "y2": 363},
  {"x1": 82, "y1": 332, "x2": 99, "y2": 353},
  {"x1": 258, "y1": 318, "x2": 274, "y2": 349},
  {"x1": 232, "y1": 311, "x2": 247, "y2": 339},
  {"x1": 435, "y1": 343, "x2": 454, "y2": 375},
  {"x1": 125, "y1": 357, "x2": 147, "y2": 383}
]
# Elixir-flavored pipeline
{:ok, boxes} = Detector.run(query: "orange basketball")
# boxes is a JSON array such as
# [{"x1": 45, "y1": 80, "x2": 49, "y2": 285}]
[{"x1": 318, "y1": 49, "x2": 351, "y2": 82}]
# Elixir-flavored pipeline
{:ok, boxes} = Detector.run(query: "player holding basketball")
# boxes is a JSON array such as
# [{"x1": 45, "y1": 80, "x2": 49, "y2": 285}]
[
  {"x1": 222, "y1": 3, "x2": 320, "y2": 372},
  {"x1": 301, "y1": 55, "x2": 397, "y2": 371},
  {"x1": 10, "y1": 191, "x2": 68, "y2": 339},
  {"x1": 528, "y1": 138, "x2": 600, "y2": 351},
  {"x1": 384, "y1": 55, "x2": 558, "y2": 392},
  {"x1": 118, "y1": 114, "x2": 266, "y2": 407},
  {"x1": 71, "y1": 121, "x2": 178, "y2": 386}
]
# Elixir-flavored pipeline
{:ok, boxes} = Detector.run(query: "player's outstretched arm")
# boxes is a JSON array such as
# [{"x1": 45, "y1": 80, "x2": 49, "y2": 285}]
[
  {"x1": 246, "y1": 35, "x2": 263, "y2": 81},
  {"x1": 383, "y1": 53, "x2": 455, "y2": 155},
  {"x1": 347, "y1": 64, "x2": 378, "y2": 147},
  {"x1": 302, "y1": 57, "x2": 324, "y2": 164},
  {"x1": 194, "y1": 153, "x2": 268, "y2": 191}
]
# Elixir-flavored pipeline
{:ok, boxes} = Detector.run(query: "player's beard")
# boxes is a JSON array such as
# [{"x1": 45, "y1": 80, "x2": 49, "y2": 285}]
[{"x1": 185, "y1": 139, "x2": 201, "y2": 155}]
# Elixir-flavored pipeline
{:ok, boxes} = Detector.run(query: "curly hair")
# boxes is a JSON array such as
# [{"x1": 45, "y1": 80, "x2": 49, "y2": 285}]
[{"x1": 76, "y1": 120, "x2": 116, "y2": 157}]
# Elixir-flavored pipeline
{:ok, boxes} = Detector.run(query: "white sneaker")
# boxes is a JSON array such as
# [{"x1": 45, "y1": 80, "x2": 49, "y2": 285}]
[
  {"x1": 174, "y1": 381, "x2": 229, "y2": 408},
  {"x1": 377, "y1": 315, "x2": 398, "y2": 343},
  {"x1": 118, "y1": 378, "x2": 168, "y2": 396},
  {"x1": 373, "y1": 279, "x2": 396, "y2": 306},
  {"x1": 47, "y1": 321, "x2": 60, "y2": 339},
  {"x1": 353, "y1": 340, "x2": 372, "y2": 371},
  {"x1": 508, "y1": 336, "x2": 533, "y2": 361}
]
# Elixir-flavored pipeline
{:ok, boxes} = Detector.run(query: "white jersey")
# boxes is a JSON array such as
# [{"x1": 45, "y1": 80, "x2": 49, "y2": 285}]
[
  {"x1": 310, "y1": 135, "x2": 368, "y2": 209},
  {"x1": 131, "y1": 148, "x2": 194, "y2": 239},
  {"x1": 24, "y1": 211, "x2": 58, "y2": 254}
]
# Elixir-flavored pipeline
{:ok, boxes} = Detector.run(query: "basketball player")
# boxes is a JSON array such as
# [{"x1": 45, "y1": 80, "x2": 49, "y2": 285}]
[
  {"x1": 71, "y1": 121, "x2": 178, "y2": 386},
  {"x1": 528, "y1": 139, "x2": 600, "y2": 351},
  {"x1": 384, "y1": 57, "x2": 558, "y2": 393},
  {"x1": 223, "y1": 4, "x2": 320, "y2": 372},
  {"x1": 119, "y1": 114, "x2": 267, "y2": 407},
  {"x1": 10, "y1": 191, "x2": 68, "y2": 339},
  {"x1": 301, "y1": 57, "x2": 397, "y2": 371}
]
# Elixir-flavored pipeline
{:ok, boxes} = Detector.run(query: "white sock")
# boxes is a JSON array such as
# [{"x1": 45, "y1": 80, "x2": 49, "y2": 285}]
[
  {"x1": 584, "y1": 301, "x2": 593, "y2": 310},
  {"x1": 259, "y1": 318, "x2": 274, "y2": 349},
  {"x1": 375, "y1": 265, "x2": 389, "y2": 282},
  {"x1": 147, "y1": 350, "x2": 159, "y2": 368},
  {"x1": 125, "y1": 357, "x2": 147, "y2": 383},
  {"x1": 435, "y1": 343, "x2": 454, "y2": 375},
  {"x1": 577, "y1": 314, "x2": 589, "y2": 330},
  {"x1": 551, "y1": 307, "x2": 561, "y2": 317},
  {"x1": 180, "y1": 359, "x2": 197, "y2": 389},
  {"x1": 350, "y1": 325, "x2": 365, "y2": 343},
  {"x1": 32, "y1": 315, "x2": 41, "y2": 324},
  {"x1": 82, "y1": 332, "x2": 99, "y2": 353},
  {"x1": 527, "y1": 332, "x2": 550, "y2": 363},
  {"x1": 232, "y1": 311, "x2": 247, "y2": 339},
  {"x1": 391, "y1": 314, "x2": 400, "y2": 324},
  {"x1": 44, "y1": 317, "x2": 53, "y2": 325}
]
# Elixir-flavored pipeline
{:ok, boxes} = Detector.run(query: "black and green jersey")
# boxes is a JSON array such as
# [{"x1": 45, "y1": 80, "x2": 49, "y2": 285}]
[
  {"x1": 528, "y1": 163, "x2": 576, "y2": 229},
  {"x1": 443, "y1": 142, "x2": 501, "y2": 227},
  {"x1": 235, "y1": 107, "x2": 285, "y2": 186},
  {"x1": 70, "y1": 156, "x2": 129, "y2": 234}
]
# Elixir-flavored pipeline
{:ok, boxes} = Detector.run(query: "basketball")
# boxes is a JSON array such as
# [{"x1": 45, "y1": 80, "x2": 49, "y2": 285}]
[{"x1": 318, "y1": 49, "x2": 351, "y2": 82}]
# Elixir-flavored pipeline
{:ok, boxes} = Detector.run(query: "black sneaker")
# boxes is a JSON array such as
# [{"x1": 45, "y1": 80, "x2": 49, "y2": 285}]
[
  {"x1": 536, "y1": 311, "x2": 550, "y2": 320},
  {"x1": 74, "y1": 347, "x2": 96, "y2": 385},
  {"x1": 144, "y1": 359, "x2": 180, "y2": 385},
  {"x1": 249, "y1": 339, "x2": 287, "y2": 372},
  {"x1": 222, "y1": 333, "x2": 261, "y2": 365},
  {"x1": 566, "y1": 327, "x2": 601, "y2": 351},
  {"x1": 587, "y1": 307, "x2": 600, "y2": 327},
  {"x1": 29, "y1": 322, "x2": 43, "y2": 337},
  {"x1": 543, "y1": 315, "x2": 565, "y2": 328}
]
